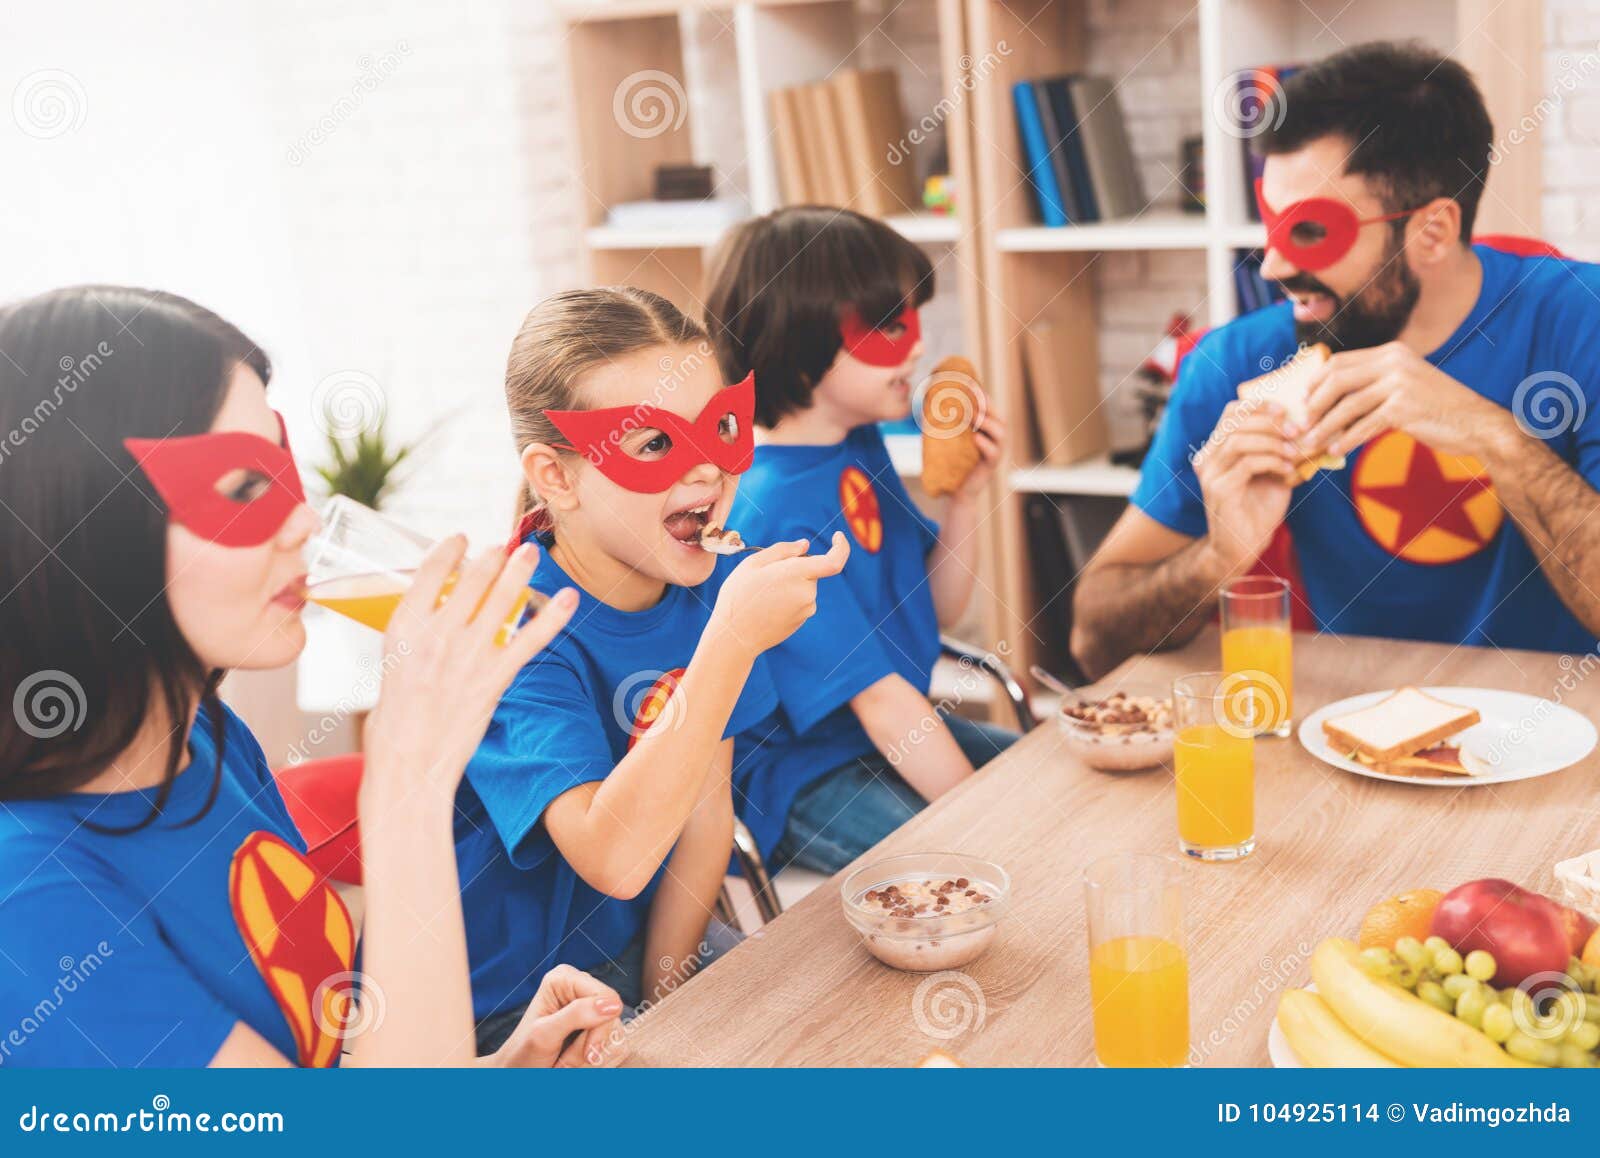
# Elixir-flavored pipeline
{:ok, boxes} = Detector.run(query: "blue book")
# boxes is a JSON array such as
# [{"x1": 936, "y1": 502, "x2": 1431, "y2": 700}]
[
  {"x1": 1044, "y1": 77, "x2": 1099, "y2": 222},
  {"x1": 1033, "y1": 82, "x2": 1078, "y2": 222},
  {"x1": 1012, "y1": 80, "x2": 1068, "y2": 227}
]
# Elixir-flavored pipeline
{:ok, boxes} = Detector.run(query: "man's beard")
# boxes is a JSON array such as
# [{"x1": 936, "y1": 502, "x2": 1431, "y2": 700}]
[{"x1": 1283, "y1": 236, "x2": 1421, "y2": 352}]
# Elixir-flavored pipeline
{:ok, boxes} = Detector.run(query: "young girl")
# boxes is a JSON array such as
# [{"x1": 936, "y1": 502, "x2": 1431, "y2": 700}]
[
  {"x1": 458, "y1": 287, "x2": 848, "y2": 1053},
  {"x1": 0, "y1": 285, "x2": 621, "y2": 1068},
  {"x1": 704, "y1": 207, "x2": 1018, "y2": 874}
]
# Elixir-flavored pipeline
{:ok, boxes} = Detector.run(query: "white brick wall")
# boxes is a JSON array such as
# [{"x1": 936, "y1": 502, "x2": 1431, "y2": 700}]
[{"x1": 1544, "y1": 0, "x2": 1600, "y2": 260}]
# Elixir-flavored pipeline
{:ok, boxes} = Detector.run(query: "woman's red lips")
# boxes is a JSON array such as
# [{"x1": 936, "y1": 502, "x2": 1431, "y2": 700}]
[{"x1": 272, "y1": 574, "x2": 308, "y2": 609}]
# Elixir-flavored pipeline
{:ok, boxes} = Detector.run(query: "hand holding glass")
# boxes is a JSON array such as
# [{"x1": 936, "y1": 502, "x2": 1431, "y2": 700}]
[{"x1": 304, "y1": 497, "x2": 541, "y2": 643}]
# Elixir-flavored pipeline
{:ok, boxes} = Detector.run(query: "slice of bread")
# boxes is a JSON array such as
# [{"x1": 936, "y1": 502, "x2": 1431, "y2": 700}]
[
  {"x1": 1323, "y1": 686, "x2": 1481, "y2": 764},
  {"x1": 920, "y1": 355, "x2": 984, "y2": 498},
  {"x1": 1237, "y1": 343, "x2": 1344, "y2": 482}
]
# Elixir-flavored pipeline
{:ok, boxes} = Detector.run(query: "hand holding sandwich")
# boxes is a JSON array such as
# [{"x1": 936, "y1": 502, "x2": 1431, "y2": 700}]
[
  {"x1": 1300, "y1": 340, "x2": 1514, "y2": 461},
  {"x1": 1191, "y1": 398, "x2": 1298, "y2": 578}
]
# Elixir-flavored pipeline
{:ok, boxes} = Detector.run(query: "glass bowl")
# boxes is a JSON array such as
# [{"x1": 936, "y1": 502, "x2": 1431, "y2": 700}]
[
  {"x1": 1057, "y1": 691, "x2": 1174, "y2": 771},
  {"x1": 841, "y1": 853, "x2": 1009, "y2": 972}
]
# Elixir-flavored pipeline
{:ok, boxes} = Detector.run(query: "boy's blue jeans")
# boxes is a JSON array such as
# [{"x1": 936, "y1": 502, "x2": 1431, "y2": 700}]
[{"x1": 771, "y1": 710, "x2": 1019, "y2": 876}]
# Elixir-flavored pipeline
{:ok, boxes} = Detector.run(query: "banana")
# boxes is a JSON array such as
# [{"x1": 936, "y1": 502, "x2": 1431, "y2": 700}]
[
  {"x1": 1312, "y1": 939, "x2": 1534, "y2": 1068},
  {"x1": 1276, "y1": 989, "x2": 1402, "y2": 1067}
]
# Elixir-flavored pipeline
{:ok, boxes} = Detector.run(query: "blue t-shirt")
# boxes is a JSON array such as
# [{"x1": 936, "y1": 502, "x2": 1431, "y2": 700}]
[
  {"x1": 1132, "y1": 245, "x2": 1600, "y2": 653},
  {"x1": 0, "y1": 703, "x2": 353, "y2": 1069},
  {"x1": 726, "y1": 424, "x2": 942, "y2": 854},
  {"x1": 456, "y1": 543, "x2": 779, "y2": 1020}
]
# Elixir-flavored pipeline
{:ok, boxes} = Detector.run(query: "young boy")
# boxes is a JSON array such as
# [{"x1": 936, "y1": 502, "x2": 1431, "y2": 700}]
[{"x1": 705, "y1": 206, "x2": 1017, "y2": 875}]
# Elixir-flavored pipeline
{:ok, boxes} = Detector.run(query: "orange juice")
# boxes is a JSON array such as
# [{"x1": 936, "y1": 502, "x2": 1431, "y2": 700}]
[
  {"x1": 1220, "y1": 624, "x2": 1292, "y2": 735},
  {"x1": 306, "y1": 572, "x2": 529, "y2": 642},
  {"x1": 1089, "y1": 934, "x2": 1190, "y2": 1067},
  {"x1": 1174, "y1": 723, "x2": 1254, "y2": 855}
]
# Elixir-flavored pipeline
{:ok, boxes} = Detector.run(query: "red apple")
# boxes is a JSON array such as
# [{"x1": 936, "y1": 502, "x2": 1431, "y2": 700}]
[
  {"x1": 1556, "y1": 904, "x2": 1598, "y2": 956},
  {"x1": 1430, "y1": 879, "x2": 1572, "y2": 987}
]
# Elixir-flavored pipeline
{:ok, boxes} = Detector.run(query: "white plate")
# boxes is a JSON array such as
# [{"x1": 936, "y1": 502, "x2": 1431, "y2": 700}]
[
  {"x1": 1298, "y1": 686, "x2": 1597, "y2": 788},
  {"x1": 1267, "y1": 985, "x2": 1309, "y2": 1068}
]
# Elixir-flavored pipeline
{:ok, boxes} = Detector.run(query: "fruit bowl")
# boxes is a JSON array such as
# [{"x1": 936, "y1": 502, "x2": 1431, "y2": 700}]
[{"x1": 1274, "y1": 878, "x2": 1600, "y2": 1068}]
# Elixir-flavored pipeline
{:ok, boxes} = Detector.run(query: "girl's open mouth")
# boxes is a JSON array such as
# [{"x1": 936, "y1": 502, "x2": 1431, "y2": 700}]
[{"x1": 663, "y1": 500, "x2": 716, "y2": 545}]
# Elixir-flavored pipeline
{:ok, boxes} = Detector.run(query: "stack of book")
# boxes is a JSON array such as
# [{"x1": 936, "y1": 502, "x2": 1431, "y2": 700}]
[
  {"x1": 768, "y1": 68, "x2": 921, "y2": 216},
  {"x1": 1011, "y1": 75, "x2": 1145, "y2": 226}
]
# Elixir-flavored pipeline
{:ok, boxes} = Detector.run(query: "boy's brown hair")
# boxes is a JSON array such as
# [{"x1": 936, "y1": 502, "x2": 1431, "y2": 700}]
[{"x1": 704, "y1": 206, "x2": 934, "y2": 428}]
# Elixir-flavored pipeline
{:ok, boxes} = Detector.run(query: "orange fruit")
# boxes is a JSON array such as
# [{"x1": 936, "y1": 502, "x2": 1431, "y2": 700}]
[
  {"x1": 1583, "y1": 927, "x2": 1600, "y2": 970},
  {"x1": 1358, "y1": 888, "x2": 1446, "y2": 950}
]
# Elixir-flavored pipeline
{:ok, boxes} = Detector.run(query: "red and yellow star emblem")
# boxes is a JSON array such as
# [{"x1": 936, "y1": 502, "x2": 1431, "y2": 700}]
[
  {"x1": 628, "y1": 667, "x2": 685, "y2": 750},
  {"x1": 839, "y1": 466, "x2": 883, "y2": 554},
  {"x1": 229, "y1": 831, "x2": 355, "y2": 1068},
  {"x1": 1350, "y1": 431, "x2": 1502, "y2": 565}
]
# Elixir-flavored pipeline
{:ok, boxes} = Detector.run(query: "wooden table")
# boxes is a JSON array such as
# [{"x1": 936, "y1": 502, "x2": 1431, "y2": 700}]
[{"x1": 626, "y1": 631, "x2": 1600, "y2": 1066}]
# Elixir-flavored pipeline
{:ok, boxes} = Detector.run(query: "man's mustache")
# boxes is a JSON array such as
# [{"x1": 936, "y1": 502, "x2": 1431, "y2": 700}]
[{"x1": 1274, "y1": 274, "x2": 1339, "y2": 300}]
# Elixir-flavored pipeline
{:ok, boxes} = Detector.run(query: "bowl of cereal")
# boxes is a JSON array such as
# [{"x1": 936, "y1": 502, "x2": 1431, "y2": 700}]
[
  {"x1": 1058, "y1": 691, "x2": 1174, "y2": 771},
  {"x1": 841, "y1": 853, "x2": 1009, "y2": 972}
]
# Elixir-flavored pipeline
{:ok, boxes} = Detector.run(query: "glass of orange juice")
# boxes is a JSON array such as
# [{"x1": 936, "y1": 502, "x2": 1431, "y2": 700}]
[
  {"x1": 1085, "y1": 853, "x2": 1189, "y2": 1068},
  {"x1": 304, "y1": 497, "x2": 537, "y2": 642},
  {"x1": 1219, "y1": 576, "x2": 1292, "y2": 737},
  {"x1": 1173, "y1": 672, "x2": 1255, "y2": 862}
]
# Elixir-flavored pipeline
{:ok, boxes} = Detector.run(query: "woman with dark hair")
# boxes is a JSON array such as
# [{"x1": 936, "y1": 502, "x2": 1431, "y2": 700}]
[{"x1": 0, "y1": 285, "x2": 623, "y2": 1068}]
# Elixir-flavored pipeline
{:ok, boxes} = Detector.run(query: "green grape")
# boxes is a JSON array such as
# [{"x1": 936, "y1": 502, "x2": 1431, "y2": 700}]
[
  {"x1": 1567, "y1": 1021, "x2": 1600, "y2": 1052},
  {"x1": 1553, "y1": 990, "x2": 1586, "y2": 1028},
  {"x1": 1393, "y1": 961, "x2": 1422, "y2": 990},
  {"x1": 1506, "y1": 1032, "x2": 1561, "y2": 1066},
  {"x1": 1442, "y1": 974, "x2": 1477, "y2": 1000},
  {"x1": 1481, "y1": 1003, "x2": 1516, "y2": 1044},
  {"x1": 1465, "y1": 949, "x2": 1497, "y2": 982},
  {"x1": 1424, "y1": 935, "x2": 1452, "y2": 955},
  {"x1": 1433, "y1": 947, "x2": 1464, "y2": 976},
  {"x1": 1583, "y1": 994, "x2": 1600, "y2": 1024},
  {"x1": 1557, "y1": 1043, "x2": 1595, "y2": 1069},
  {"x1": 1395, "y1": 937, "x2": 1429, "y2": 972},
  {"x1": 1455, "y1": 985, "x2": 1491, "y2": 1029},
  {"x1": 1416, "y1": 980, "x2": 1453, "y2": 1013},
  {"x1": 1358, "y1": 947, "x2": 1397, "y2": 980},
  {"x1": 1509, "y1": 987, "x2": 1538, "y2": 1024}
]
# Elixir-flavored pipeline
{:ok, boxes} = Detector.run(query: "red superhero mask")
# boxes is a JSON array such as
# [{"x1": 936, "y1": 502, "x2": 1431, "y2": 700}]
[
  {"x1": 546, "y1": 372, "x2": 756, "y2": 494},
  {"x1": 839, "y1": 305, "x2": 920, "y2": 367},
  {"x1": 124, "y1": 412, "x2": 307, "y2": 547},
  {"x1": 1255, "y1": 180, "x2": 1421, "y2": 272}
]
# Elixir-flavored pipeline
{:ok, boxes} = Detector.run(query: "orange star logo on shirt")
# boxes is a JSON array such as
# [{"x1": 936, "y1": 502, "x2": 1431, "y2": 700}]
[
  {"x1": 839, "y1": 466, "x2": 883, "y2": 554},
  {"x1": 628, "y1": 667, "x2": 685, "y2": 751},
  {"x1": 229, "y1": 831, "x2": 356, "y2": 1068},
  {"x1": 1350, "y1": 431, "x2": 1503, "y2": 565}
]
